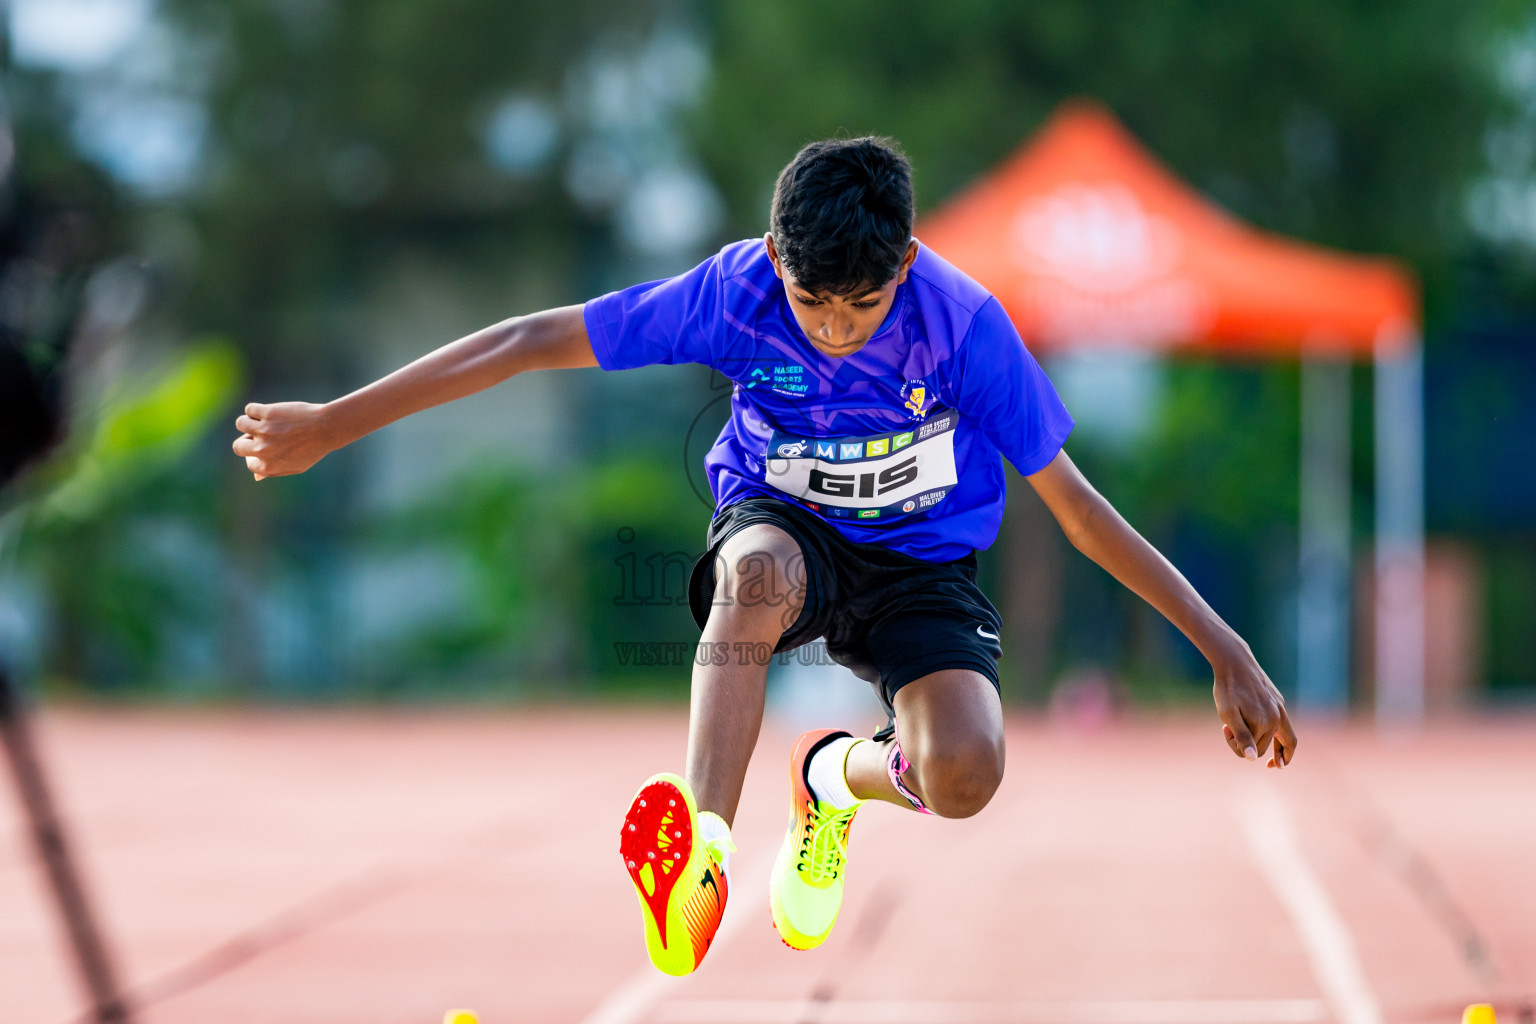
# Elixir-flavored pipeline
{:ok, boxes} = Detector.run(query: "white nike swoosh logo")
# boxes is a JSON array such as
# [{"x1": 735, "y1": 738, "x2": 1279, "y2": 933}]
[{"x1": 976, "y1": 626, "x2": 1000, "y2": 641}]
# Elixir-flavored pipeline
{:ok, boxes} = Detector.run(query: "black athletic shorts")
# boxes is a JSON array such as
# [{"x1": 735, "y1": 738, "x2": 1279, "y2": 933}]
[{"x1": 686, "y1": 496, "x2": 1003, "y2": 731}]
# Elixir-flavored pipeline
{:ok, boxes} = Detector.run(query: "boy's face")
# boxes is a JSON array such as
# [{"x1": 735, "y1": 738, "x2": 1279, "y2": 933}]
[{"x1": 765, "y1": 234, "x2": 920, "y2": 358}]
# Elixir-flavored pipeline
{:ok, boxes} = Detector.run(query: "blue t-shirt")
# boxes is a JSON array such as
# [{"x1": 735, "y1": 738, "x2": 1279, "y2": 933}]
[{"x1": 582, "y1": 238, "x2": 1074, "y2": 562}]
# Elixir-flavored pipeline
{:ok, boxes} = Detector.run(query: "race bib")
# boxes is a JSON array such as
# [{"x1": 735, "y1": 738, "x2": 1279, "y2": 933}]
[{"x1": 762, "y1": 411, "x2": 959, "y2": 521}]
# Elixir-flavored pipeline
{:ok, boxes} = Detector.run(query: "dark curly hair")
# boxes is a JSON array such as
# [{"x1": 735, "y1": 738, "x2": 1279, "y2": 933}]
[{"x1": 770, "y1": 136, "x2": 914, "y2": 296}]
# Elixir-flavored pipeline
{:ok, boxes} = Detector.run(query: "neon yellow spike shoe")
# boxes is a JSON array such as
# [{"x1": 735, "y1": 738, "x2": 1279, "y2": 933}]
[
  {"x1": 619, "y1": 772, "x2": 733, "y2": 976},
  {"x1": 770, "y1": 730, "x2": 861, "y2": 951}
]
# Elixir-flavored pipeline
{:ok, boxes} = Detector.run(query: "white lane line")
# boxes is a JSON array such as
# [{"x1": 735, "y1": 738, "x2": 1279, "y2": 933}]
[
  {"x1": 1235, "y1": 781, "x2": 1383, "y2": 1024},
  {"x1": 650, "y1": 998, "x2": 1328, "y2": 1024},
  {"x1": 579, "y1": 851, "x2": 772, "y2": 1024}
]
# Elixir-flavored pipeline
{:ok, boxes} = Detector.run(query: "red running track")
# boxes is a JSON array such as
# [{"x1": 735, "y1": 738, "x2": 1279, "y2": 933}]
[{"x1": 1, "y1": 709, "x2": 1531, "y2": 1024}]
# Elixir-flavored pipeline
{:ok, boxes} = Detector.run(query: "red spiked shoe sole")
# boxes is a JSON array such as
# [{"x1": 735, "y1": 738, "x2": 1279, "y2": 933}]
[{"x1": 619, "y1": 779, "x2": 694, "y2": 948}]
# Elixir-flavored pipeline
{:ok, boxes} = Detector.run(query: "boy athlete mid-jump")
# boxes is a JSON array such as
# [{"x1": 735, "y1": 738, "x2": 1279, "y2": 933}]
[{"x1": 233, "y1": 137, "x2": 1296, "y2": 975}]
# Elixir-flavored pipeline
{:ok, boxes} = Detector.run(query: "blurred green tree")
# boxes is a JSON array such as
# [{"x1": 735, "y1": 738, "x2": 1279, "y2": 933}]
[
  {"x1": 700, "y1": 0, "x2": 1525, "y2": 304},
  {"x1": 13, "y1": 342, "x2": 242, "y2": 688},
  {"x1": 143, "y1": 0, "x2": 705, "y2": 692},
  {"x1": 1, "y1": 48, "x2": 140, "y2": 689}
]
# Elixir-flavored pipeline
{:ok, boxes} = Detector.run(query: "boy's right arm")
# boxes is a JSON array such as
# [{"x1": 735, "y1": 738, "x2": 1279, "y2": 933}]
[{"x1": 231, "y1": 304, "x2": 596, "y2": 479}]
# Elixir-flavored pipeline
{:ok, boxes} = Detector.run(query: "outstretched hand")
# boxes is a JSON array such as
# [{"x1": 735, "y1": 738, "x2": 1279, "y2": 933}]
[
  {"x1": 1212, "y1": 642, "x2": 1297, "y2": 769},
  {"x1": 231, "y1": 402, "x2": 334, "y2": 480}
]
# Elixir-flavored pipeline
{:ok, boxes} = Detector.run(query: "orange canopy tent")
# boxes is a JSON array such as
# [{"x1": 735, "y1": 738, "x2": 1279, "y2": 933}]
[
  {"x1": 918, "y1": 101, "x2": 1425, "y2": 719},
  {"x1": 918, "y1": 100, "x2": 1418, "y2": 357}
]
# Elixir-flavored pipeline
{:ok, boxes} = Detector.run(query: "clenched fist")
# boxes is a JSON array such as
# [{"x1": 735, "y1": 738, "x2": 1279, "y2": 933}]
[{"x1": 231, "y1": 402, "x2": 336, "y2": 480}]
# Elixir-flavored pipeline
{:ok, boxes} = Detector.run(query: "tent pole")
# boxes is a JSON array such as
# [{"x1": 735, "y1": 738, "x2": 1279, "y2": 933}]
[
  {"x1": 1373, "y1": 329, "x2": 1426, "y2": 725},
  {"x1": 1298, "y1": 353, "x2": 1352, "y2": 712}
]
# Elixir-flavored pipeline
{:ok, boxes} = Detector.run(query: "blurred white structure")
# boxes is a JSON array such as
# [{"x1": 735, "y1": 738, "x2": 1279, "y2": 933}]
[
  {"x1": 1374, "y1": 333, "x2": 1426, "y2": 724},
  {"x1": 766, "y1": 652, "x2": 887, "y2": 739},
  {"x1": 1298, "y1": 354, "x2": 1352, "y2": 713}
]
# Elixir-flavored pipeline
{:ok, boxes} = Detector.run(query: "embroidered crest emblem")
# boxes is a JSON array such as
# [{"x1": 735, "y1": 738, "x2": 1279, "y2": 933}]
[{"x1": 901, "y1": 379, "x2": 933, "y2": 420}]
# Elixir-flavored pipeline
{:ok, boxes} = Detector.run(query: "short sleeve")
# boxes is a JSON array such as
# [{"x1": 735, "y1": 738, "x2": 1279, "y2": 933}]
[
  {"x1": 953, "y1": 297, "x2": 1074, "y2": 476},
  {"x1": 582, "y1": 253, "x2": 724, "y2": 371}
]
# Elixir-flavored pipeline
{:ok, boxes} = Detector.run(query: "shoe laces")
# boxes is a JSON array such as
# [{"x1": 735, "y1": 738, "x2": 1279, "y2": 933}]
[
  {"x1": 797, "y1": 799, "x2": 857, "y2": 885},
  {"x1": 703, "y1": 831, "x2": 736, "y2": 867}
]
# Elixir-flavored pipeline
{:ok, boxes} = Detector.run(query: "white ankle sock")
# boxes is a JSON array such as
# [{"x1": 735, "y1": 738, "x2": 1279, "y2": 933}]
[
  {"x1": 806, "y1": 736, "x2": 864, "y2": 810},
  {"x1": 698, "y1": 811, "x2": 734, "y2": 876}
]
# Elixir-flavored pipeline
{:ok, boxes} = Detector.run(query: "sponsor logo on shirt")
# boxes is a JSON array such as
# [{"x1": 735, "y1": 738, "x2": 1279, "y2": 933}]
[
  {"x1": 743, "y1": 363, "x2": 808, "y2": 397},
  {"x1": 814, "y1": 440, "x2": 837, "y2": 460},
  {"x1": 902, "y1": 500, "x2": 916, "y2": 513},
  {"x1": 858, "y1": 509, "x2": 880, "y2": 519},
  {"x1": 866, "y1": 438, "x2": 889, "y2": 456},
  {"x1": 893, "y1": 432, "x2": 914, "y2": 450},
  {"x1": 776, "y1": 440, "x2": 809, "y2": 457},
  {"x1": 839, "y1": 442, "x2": 864, "y2": 460}
]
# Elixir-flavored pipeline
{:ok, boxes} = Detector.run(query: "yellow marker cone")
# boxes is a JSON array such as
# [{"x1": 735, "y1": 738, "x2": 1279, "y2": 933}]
[
  {"x1": 443, "y1": 1012, "x2": 478, "y2": 1024},
  {"x1": 1462, "y1": 1004, "x2": 1497, "y2": 1024}
]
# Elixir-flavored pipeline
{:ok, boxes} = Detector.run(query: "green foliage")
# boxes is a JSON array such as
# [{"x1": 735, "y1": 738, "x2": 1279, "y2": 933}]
[
  {"x1": 1485, "y1": 539, "x2": 1536, "y2": 690},
  {"x1": 35, "y1": 341, "x2": 243, "y2": 523},
  {"x1": 19, "y1": 0, "x2": 1529, "y2": 697},
  {"x1": 122, "y1": 0, "x2": 694, "y2": 695},
  {"x1": 159, "y1": 0, "x2": 662, "y2": 375},
  {"x1": 1120, "y1": 362, "x2": 1302, "y2": 534},
  {"x1": 12, "y1": 341, "x2": 244, "y2": 688},
  {"x1": 352, "y1": 455, "x2": 702, "y2": 695},
  {"x1": 699, "y1": 0, "x2": 1526, "y2": 313},
  {"x1": 358, "y1": 465, "x2": 573, "y2": 689}
]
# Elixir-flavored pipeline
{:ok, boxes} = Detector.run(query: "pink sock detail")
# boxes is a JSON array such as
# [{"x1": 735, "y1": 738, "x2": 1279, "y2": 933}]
[{"x1": 886, "y1": 730, "x2": 934, "y2": 815}]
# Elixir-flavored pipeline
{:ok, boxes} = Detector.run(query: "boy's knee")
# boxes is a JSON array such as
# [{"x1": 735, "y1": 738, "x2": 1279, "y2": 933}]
[
  {"x1": 712, "y1": 525, "x2": 807, "y2": 631},
  {"x1": 904, "y1": 731, "x2": 1004, "y2": 819}
]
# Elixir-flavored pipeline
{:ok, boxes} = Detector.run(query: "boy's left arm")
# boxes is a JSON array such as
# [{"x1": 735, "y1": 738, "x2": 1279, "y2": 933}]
[{"x1": 1026, "y1": 449, "x2": 1296, "y2": 768}]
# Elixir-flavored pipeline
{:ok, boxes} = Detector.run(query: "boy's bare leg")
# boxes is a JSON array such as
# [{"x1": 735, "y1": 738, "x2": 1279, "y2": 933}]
[
  {"x1": 844, "y1": 669, "x2": 1005, "y2": 818},
  {"x1": 685, "y1": 524, "x2": 806, "y2": 826}
]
